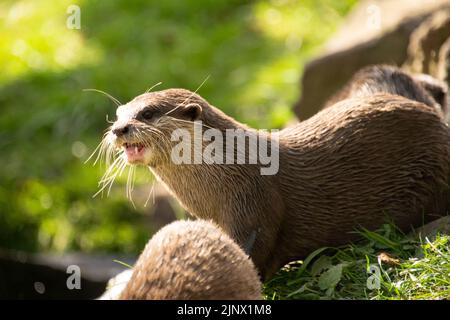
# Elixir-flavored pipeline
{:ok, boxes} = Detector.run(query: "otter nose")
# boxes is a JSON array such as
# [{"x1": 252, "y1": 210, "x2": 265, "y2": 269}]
[{"x1": 112, "y1": 125, "x2": 130, "y2": 137}]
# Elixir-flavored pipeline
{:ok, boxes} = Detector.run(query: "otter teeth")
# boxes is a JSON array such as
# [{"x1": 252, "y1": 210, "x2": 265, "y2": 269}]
[{"x1": 123, "y1": 143, "x2": 145, "y2": 153}]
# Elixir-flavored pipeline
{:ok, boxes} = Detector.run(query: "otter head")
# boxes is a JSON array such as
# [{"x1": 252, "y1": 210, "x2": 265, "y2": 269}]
[{"x1": 107, "y1": 88, "x2": 204, "y2": 167}]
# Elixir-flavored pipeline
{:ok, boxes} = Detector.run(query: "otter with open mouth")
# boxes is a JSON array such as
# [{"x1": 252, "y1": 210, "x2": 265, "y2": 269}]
[{"x1": 96, "y1": 78, "x2": 450, "y2": 280}]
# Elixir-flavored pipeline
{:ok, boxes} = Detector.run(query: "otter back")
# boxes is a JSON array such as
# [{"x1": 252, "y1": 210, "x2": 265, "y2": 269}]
[
  {"x1": 119, "y1": 220, "x2": 262, "y2": 300},
  {"x1": 324, "y1": 65, "x2": 448, "y2": 120}
]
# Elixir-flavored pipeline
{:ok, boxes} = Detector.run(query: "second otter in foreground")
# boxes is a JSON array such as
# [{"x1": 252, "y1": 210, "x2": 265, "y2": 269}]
[
  {"x1": 99, "y1": 81, "x2": 450, "y2": 280},
  {"x1": 120, "y1": 220, "x2": 261, "y2": 300}
]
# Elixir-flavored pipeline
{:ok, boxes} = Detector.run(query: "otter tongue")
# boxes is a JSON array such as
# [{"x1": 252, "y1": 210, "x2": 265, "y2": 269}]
[{"x1": 125, "y1": 144, "x2": 144, "y2": 158}]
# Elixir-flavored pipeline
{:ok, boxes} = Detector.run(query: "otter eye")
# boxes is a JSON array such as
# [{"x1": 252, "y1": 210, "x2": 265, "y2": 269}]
[{"x1": 141, "y1": 110, "x2": 154, "y2": 120}]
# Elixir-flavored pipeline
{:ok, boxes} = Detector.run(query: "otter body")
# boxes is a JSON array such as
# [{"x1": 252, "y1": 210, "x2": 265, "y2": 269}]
[
  {"x1": 103, "y1": 68, "x2": 450, "y2": 280},
  {"x1": 325, "y1": 65, "x2": 448, "y2": 120},
  {"x1": 120, "y1": 220, "x2": 261, "y2": 300},
  {"x1": 275, "y1": 95, "x2": 450, "y2": 275}
]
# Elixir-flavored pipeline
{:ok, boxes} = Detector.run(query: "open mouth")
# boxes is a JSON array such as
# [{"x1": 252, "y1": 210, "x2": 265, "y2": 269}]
[{"x1": 123, "y1": 143, "x2": 146, "y2": 163}]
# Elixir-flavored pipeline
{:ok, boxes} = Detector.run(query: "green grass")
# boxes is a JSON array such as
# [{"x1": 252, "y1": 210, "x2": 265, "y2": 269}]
[{"x1": 264, "y1": 224, "x2": 450, "y2": 300}]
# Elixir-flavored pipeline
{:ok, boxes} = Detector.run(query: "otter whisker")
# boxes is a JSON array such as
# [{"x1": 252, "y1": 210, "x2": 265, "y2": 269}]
[
  {"x1": 126, "y1": 165, "x2": 136, "y2": 209},
  {"x1": 144, "y1": 125, "x2": 164, "y2": 135},
  {"x1": 145, "y1": 81, "x2": 163, "y2": 93},
  {"x1": 140, "y1": 128, "x2": 170, "y2": 164},
  {"x1": 97, "y1": 139, "x2": 112, "y2": 166},
  {"x1": 131, "y1": 166, "x2": 137, "y2": 208},
  {"x1": 104, "y1": 139, "x2": 120, "y2": 167},
  {"x1": 97, "y1": 170, "x2": 121, "y2": 196},
  {"x1": 144, "y1": 179, "x2": 155, "y2": 208},
  {"x1": 85, "y1": 139, "x2": 105, "y2": 165},
  {"x1": 126, "y1": 165, "x2": 131, "y2": 200},
  {"x1": 94, "y1": 156, "x2": 127, "y2": 198},
  {"x1": 83, "y1": 88, "x2": 122, "y2": 107},
  {"x1": 139, "y1": 133, "x2": 154, "y2": 153},
  {"x1": 97, "y1": 156, "x2": 126, "y2": 194},
  {"x1": 152, "y1": 119, "x2": 210, "y2": 163},
  {"x1": 85, "y1": 130, "x2": 115, "y2": 167},
  {"x1": 128, "y1": 161, "x2": 136, "y2": 196},
  {"x1": 107, "y1": 156, "x2": 127, "y2": 187},
  {"x1": 164, "y1": 75, "x2": 210, "y2": 117},
  {"x1": 85, "y1": 131, "x2": 111, "y2": 165},
  {"x1": 99, "y1": 154, "x2": 124, "y2": 184},
  {"x1": 180, "y1": 75, "x2": 210, "y2": 106},
  {"x1": 105, "y1": 158, "x2": 128, "y2": 197},
  {"x1": 141, "y1": 128, "x2": 172, "y2": 163},
  {"x1": 106, "y1": 114, "x2": 115, "y2": 124},
  {"x1": 135, "y1": 130, "x2": 144, "y2": 143},
  {"x1": 132, "y1": 165, "x2": 137, "y2": 194},
  {"x1": 170, "y1": 117, "x2": 215, "y2": 130}
]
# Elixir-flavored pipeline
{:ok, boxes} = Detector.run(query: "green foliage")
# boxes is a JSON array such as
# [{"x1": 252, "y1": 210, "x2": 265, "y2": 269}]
[
  {"x1": 264, "y1": 224, "x2": 450, "y2": 300},
  {"x1": 0, "y1": 0, "x2": 356, "y2": 253}
]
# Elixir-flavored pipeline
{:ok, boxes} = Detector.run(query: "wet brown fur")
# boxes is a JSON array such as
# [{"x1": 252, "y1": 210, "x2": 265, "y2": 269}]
[
  {"x1": 119, "y1": 220, "x2": 262, "y2": 300},
  {"x1": 106, "y1": 86, "x2": 450, "y2": 280}
]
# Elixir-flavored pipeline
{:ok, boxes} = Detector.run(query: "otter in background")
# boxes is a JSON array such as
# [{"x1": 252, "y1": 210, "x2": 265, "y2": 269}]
[
  {"x1": 324, "y1": 65, "x2": 449, "y2": 122},
  {"x1": 119, "y1": 220, "x2": 262, "y2": 300}
]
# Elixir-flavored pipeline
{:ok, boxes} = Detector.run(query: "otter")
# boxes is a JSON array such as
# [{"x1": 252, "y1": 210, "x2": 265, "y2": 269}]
[
  {"x1": 324, "y1": 65, "x2": 449, "y2": 121},
  {"x1": 119, "y1": 220, "x2": 262, "y2": 300},
  {"x1": 98, "y1": 83, "x2": 450, "y2": 280}
]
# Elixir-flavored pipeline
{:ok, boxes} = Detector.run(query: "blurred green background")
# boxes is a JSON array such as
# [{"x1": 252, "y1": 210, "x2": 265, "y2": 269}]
[{"x1": 0, "y1": 0, "x2": 357, "y2": 255}]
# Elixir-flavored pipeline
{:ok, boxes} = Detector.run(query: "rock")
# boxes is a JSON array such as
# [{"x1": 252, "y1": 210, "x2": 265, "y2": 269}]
[
  {"x1": 438, "y1": 38, "x2": 450, "y2": 87},
  {"x1": 404, "y1": 8, "x2": 450, "y2": 77},
  {"x1": 0, "y1": 249, "x2": 135, "y2": 299},
  {"x1": 412, "y1": 216, "x2": 450, "y2": 239},
  {"x1": 294, "y1": 0, "x2": 450, "y2": 120},
  {"x1": 403, "y1": 9, "x2": 450, "y2": 122}
]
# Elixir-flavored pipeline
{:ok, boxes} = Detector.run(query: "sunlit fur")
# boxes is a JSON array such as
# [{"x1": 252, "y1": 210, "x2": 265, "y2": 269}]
[{"x1": 120, "y1": 220, "x2": 262, "y2": 300}]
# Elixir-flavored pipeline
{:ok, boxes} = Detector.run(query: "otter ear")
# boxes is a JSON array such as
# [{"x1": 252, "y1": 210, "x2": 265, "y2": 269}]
[
  {"x1": 414, "y1": 74, "x2": 448, "y2": 110},
  {"x1": 183, "y1": 103, "x2": 202, "y2": 121}
]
